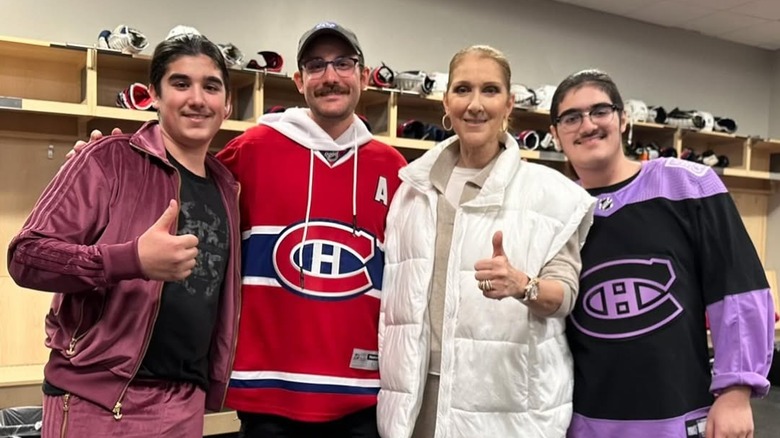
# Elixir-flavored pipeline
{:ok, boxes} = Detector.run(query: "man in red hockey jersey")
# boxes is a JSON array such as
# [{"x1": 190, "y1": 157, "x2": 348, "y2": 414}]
[{"x1": 216, "y1": 22, "x2": 407, "y2": 437}]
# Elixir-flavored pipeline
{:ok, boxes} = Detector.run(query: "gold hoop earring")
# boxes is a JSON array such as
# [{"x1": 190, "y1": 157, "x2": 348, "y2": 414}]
[
  {"x1": 502, "y1": 118, "x2": 509, "y2": 133},
  {"x1": 442, "y1": 114, "x2": 453, "y2": 131}
]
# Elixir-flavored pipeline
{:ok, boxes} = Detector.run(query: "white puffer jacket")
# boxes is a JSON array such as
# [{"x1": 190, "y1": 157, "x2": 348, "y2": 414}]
[{"x1": 378, "y1": 134, "x2": 595, "y2": 438}]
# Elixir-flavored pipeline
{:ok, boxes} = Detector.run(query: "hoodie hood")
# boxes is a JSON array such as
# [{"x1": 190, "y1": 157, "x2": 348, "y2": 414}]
[
  {"x1": 259, "y1": 107, "x2": 373, "y2": 152},
  {"x1": 257, "y1": 107, "x2": 372, "y2": 290}
]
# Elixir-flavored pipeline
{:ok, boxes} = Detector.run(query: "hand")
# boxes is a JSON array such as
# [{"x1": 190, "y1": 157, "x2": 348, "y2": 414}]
[
  {"x1": 65, "y1": 128, "x2": 123, "y2": 160},
  {"x1": 705, "y1": 386, "x2": 753, "y2": 438},
  {"x1": 138, "y1": 200, "x2": 199, "y2": 281},
  {"x1": 474, "y1": 231, "x2": 528, "y2": 300}
]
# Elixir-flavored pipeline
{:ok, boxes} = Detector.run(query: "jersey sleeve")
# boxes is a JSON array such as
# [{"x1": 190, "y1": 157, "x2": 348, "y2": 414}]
[{"x1": 695, "y1": 170, "x2": 774, "y2": 397}]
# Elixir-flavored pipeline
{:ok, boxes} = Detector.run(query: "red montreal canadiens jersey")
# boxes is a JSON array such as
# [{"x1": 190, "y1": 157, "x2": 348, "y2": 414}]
[{"x1": 217, "y1": 124, "x2": 406, "y2": 421}]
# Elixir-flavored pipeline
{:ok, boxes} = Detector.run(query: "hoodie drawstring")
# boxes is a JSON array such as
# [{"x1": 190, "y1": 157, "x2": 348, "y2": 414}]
[
  {"x1": 297, "y1": 119, "x2": 362, "y2": 288},
  {"x1": 299, "y1": 148, "x2": 315, "y2": 289},
  {"x1": 352, "y1": 126, "x2": 358, "y2": 235}
]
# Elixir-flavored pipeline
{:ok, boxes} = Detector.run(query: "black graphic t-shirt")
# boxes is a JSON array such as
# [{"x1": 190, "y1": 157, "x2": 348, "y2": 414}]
[{"x1": 137, "y1": 152, "x2": 229, "y2": 390}]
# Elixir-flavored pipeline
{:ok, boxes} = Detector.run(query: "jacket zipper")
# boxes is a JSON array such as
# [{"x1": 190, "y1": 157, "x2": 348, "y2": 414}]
[
  {"x1": 65, "y1": 295, "x2": 106, "y2": 356},
  {"x1": 64, "y1": 303, "x2": 85, "y2": 357},
  {"x1": 59, "y1": 393, "x2": 70, "y2": 438},
  {"x1": 112, "y1": 144, "x2": 179, "y2": 420},
  {"x1": 220, "y1": 182, "x2": 242, "y2": 408}
]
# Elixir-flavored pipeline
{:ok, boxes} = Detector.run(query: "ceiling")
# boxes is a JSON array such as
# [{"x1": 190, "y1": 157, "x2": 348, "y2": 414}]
[{"x1": 551, "y1": 0, "x2": 780, "y2": 50}]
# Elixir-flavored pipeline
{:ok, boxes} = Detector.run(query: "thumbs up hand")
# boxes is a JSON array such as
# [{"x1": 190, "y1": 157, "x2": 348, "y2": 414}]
[
  {"x1": 474, "y1": 231, "x2": 529, "y2": 300},
  {"x1": 491, "y1": 230, "x2": 506, "y2": 258},
  {"x1": 137, "y1": 200, "x2": 199, "y2": 281}
]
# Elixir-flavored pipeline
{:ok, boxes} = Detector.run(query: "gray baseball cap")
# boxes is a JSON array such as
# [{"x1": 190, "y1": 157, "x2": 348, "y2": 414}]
[{"x1": 296, "y1": 21, "x2": 364, "y2": 66}]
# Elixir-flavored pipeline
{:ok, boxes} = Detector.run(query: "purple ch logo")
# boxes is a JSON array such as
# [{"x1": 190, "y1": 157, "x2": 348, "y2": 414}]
[{"x1": 570, "y1": 258, "x2": 682, "y2": 339}]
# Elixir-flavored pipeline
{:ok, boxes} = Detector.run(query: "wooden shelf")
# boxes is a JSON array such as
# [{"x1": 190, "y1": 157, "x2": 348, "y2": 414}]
[
  {"x1": 680, "y1": 129, "x2": 748, "y2": 146},
  {"x1": 0, "y1": 364, "x2": 44, "y2": 388},
  {"x1": 374, "y1": 135, "x2": 434, "y2": 150},
  {"x1": 0, "y1": 37, "x2": 86, "y2": 66},
  {"x1": 512, "y1": 108, "x2": 553, "y2": 131},
  {"x1": 396, "y1": 92, "x2": 444, "y2": 112},
  {"x1": 226, "y1": 68, "x2": 258, "y2": 92},
  {"x1": 222, "y1": 119, "x2": 255, "y2": 132},
  {"x1": 95, "y1": 50, "x2": 151, "y2": 73},
  {"x1": 359, "y1": 88, "x2": 392, "y2": 108},
  {"x1": 8, "y1": 98, "x2": 89, "y2": 116},
  {"x1": 520, "y1": 149, "x2": 567, "y2": 162},
  {"x1": 713, "y1": 167, "x2": 780, "y2": 182},
  {"x1": 751, "y1": 139, "x2": 780, "y2": 153},
  {"x1": 7, "y1": 34, "x2": 780, "y2": 181},
  {"x1": 262, "y1": 74, "x2": 298, "y2": 93},
  {"x1": 0, "y1": 34, "x2": 777, "y2": 182},
  {"x1": 94, "y1": 106, "x2": 155, "y2": 122},
  {"x1": 91, "y1": 107, "x2": 254, "y2": 133}
]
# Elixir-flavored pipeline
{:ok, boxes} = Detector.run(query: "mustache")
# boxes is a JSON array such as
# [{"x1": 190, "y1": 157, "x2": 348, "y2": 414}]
[
  {"x1": 314, "y1": 85, "x2": 350, "y2": 97},
  {"x1": 576, "y1": 129, "x2": 604, "y2": 142}
]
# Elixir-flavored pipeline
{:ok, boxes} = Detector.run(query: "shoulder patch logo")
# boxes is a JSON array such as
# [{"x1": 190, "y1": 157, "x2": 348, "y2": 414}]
[
  {"x1": 598, "y1": 196, "x2": 613, "y2": 211},
  {"x1": 665, "y1": 158, "x2": 709, "y2": 177},
  {"x1": 272, "y1": 220, "x2": 382, "y2": 300},
  {"x1": 570, "y1": 258, "x2": 682, "y2": 339}
]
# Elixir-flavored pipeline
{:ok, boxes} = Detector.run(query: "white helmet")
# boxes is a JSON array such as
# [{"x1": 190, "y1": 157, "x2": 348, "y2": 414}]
[
  {"x1": 625, "y1": 99, "x2": 648, "y2": 123},
  {"x1": 534, "y1": 85, "x2": 558, "y2": 111},
  {"x1": 106, "y1": 25, "x2": 148, "y2": 54},
  {"x1": 510, "y1": 84, "x2": 537, "y2": 107},
  {"x1": 166, "y1": 25, "x2": 202, "y2": 41},
  {"x1": 694, "y1": 111, "x2": 715, "y2": 132}
]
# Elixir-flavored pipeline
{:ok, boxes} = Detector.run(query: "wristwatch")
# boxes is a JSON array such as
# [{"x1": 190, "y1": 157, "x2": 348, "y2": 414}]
[{"x1": 522, "y1": 276, "x2": 540, "y2": 302}]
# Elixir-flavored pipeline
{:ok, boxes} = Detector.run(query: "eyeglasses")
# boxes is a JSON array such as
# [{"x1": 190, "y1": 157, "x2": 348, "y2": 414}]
[
  {"x1": 300, "y1": 57, "x2": 360, "y2": 78},
  {"x1": 555, "y1": 103, "x2": 620, "y2": 132}
]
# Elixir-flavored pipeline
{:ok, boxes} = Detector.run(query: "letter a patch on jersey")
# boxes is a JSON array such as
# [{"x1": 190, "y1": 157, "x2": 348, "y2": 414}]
[{"x1": 375, "y1": 176, "x2": 388, "y2": 206}]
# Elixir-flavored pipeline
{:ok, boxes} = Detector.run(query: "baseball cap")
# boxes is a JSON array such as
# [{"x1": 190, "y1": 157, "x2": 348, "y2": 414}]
[{"x1": 296, "y1": 21, "x2": 364, "y2": 66}]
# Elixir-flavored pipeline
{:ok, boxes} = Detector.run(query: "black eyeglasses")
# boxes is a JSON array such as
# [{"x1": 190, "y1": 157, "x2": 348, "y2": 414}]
[
  {"x1": 300, "y1": 57, "x2": 360, "y2": 78},
  {"x1": 555, "y1": 103, "x2": 621, "y2": 132}
]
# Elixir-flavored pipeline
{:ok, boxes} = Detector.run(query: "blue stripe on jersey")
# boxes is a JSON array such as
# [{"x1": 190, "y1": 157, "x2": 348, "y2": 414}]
[
  {"x1": 241, "y1": 233, "x2": 279, "y2": 278},
  {"x1": 229, "y1": 378, "x2": 380, "y2": 395},
  {"x1": 241, "y1": 221, "x2": 385, "y2": 296}
]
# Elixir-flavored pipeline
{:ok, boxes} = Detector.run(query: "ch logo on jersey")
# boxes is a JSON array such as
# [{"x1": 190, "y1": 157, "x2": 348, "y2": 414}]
[
  {"x1": 570, "y1": 258, "x2": 682, "y2": 340},
  {"x1": 273, "y1": 220, "x2": 381, "y2": 300}
]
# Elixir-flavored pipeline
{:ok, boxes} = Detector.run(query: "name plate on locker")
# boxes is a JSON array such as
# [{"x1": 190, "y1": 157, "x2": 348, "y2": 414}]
[{"x1": 0, "y1": 97, "x2": 22, "y2": 109}]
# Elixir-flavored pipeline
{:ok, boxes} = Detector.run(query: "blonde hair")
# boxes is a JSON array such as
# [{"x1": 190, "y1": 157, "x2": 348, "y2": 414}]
[{"x1": 446, "y1": 45, "x2": 511, "y2": 92}]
